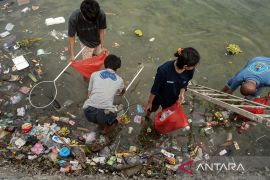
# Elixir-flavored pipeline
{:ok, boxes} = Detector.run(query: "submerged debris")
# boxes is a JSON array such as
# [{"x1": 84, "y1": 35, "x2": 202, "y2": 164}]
[{"x1": 17, "y1": 38, "x2": 42, "y2": 48}]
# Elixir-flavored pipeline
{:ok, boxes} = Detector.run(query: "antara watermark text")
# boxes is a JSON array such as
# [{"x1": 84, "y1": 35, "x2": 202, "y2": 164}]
[{"x1": 196, "y1": 162, "x2": 245, "y2": 171}]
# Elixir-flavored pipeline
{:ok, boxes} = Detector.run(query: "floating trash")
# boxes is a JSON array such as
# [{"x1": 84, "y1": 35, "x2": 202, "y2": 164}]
[
  {"x1": 149, "y1": 37, "x2": 155, "y2": 42},
  {"x1": 12, "y1": 55, "x2": 29, "y2": 70},
  {"x1": 17, "y1": 38, "x2": 42, "y2": 48},
  {"x1": 45, "y1": 17, "x2": 65, "y2": 26},
  {"x1": 134, "y1": 29, "x2": 143, "y2": 37},
  {"x1": 226, "y1": 43, "x2": 243, "y2": 55}
]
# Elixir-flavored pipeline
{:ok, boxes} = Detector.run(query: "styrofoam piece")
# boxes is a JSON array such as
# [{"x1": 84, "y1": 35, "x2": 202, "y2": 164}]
[
  {"x1": 5, "y1": 23, "x2": 15, "y2": 31},
  {"x1": 12, "y1": 55, "x2": 29, "y2": 70},
  {"x1": 45, "y1": 17, "x2": 65, "y2": 26},
  {"x1": 0, "y1": 31, "x2": 10, "y2": 38},
  {"x1": 21, "y1": 7, "x2": 31, "y2": 13}
]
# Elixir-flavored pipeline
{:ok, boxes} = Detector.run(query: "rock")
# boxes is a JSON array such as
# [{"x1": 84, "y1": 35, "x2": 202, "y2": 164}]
[
  {"x1": 122, "y1": 164, "x2": 143, "y2": 177},
  {"x1": 15, "y1": 154, "x2": 25, "y2": 160}
]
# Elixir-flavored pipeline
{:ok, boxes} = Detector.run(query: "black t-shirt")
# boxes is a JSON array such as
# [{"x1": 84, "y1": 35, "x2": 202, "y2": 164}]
[
  {"x1": 151, "y1": 60, "x2": 194, "y2": 108},
  {"x1": 68, "y1": 9, "x2": 107, "y2": 48}
]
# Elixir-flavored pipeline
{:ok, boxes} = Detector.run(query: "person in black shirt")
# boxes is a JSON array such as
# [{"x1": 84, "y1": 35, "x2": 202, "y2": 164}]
[
  {"x1": 68, "y1": 0, "x2": 106, "y2": 61},
  {"x1": 145, "y1": 47, "x2": 200, "y2": 118}
]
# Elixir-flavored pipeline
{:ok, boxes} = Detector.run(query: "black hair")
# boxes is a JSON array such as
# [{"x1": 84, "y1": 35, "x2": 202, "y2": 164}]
[
  {"x1": 104, "y1": 54, "x2": 121, "y2": 71},
  {"x1": 80, "y1": 0, "x2": 100, "y2": 22},
  {"x1": 174, "y1": 47, "x2": 200, "y2": 69}
]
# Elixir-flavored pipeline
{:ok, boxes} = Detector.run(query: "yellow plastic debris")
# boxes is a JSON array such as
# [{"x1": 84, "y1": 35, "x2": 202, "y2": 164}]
[{"x1": 134, "y1": 29, "x2": 143, "y2": 37}]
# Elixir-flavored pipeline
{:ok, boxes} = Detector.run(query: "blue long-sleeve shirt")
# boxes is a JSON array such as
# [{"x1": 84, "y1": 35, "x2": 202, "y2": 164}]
[{"x1": 151, "y1": 60, "x2": 194, "y2": 108}]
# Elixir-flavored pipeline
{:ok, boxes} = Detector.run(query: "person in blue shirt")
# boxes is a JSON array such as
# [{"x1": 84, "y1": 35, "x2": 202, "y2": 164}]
[
  {"x1": 145, "y1": 47, "x2": 200, "y2": 118},
  {"x1": 222, "y1": 56, "x2": 270, "y2": 98}
]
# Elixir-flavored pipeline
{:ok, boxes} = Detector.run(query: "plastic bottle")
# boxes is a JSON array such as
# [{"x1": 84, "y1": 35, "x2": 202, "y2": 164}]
[
  {"x1": 51, "y1": 116, "x2": 69, "y2": 123},
  {"x1": 136, "y1": 104, "x2": 144, "y2": 114},
  {"x1": 27, "y1": 73, "x2": 37, "y2": 82},
  {"x1": 4, "y1": 42, "x2": 12, "y2": 49},
  {"x1": 206, "y1": 121, "x2": 218, "y2": 127}
]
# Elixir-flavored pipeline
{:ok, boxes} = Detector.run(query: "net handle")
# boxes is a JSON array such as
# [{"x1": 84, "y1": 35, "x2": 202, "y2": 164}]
[
  {"x1": 126, "y1": 65, "x2": 144, "y2": 91},
  {"x1": 54, "y1": 46, "x2": 85, "y2": 82},
  {"x1": 119, "y1": 65, "x2": 144, "y2": 116}
]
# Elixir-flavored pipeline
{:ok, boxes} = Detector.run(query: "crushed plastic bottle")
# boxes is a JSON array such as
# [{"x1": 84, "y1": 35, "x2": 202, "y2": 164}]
[
  {"x1": 63, "y1": 99, "x2": 74, "y2": 107},
  {"x1": 28, "y1": 73, "x2": 37, "y2": 82},
  {"x1": 161, "y1": 149, "x2": 175, "y2": 158},
  {"x1": 136, "y1": 104, "x2": 144, "y2": 114},
  {"x1": 233, "y1": 141, "x2": 240, "y2": 150},
  {"x1": 3, "y1": 35, "x2": 16, "y2": 49},
  {"x1": 51, "y1": 115, "x2": 75, "y2": 125},
  {"x1": 5, "y1": 23, "x2": 15, "y2": 31},
  {"x1": 219, "y1": 149, "x2": 227, "y2": 156},
  {"x1": 10, "y1": 93, "x2": 23, "y2": 104}
]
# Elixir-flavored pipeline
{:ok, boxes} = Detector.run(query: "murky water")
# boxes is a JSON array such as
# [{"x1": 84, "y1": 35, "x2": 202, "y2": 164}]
[
  {"x1": 2, "y1": 0, "x2": 270, "y2": 101},
  {"x1": 1, "y1": 0, "x2": 270, "y2": 161}
]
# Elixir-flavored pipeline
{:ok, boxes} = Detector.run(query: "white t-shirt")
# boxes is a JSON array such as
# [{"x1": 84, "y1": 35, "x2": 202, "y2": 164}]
[{"x1": 83, "y1": 69, "x2": 124, "y2": 111}]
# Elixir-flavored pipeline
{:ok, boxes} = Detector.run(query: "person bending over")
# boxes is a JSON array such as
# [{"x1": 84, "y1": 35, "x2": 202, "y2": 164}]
[
  {"x1": 83, "y1": 55, "x2": 125, "y2": 134},
  {"x1": 68, "y1": 0, "x2": 106, "y2": 61},
  {"x1": 222, "y1": 56, "x2": 270, "y2": 99}
]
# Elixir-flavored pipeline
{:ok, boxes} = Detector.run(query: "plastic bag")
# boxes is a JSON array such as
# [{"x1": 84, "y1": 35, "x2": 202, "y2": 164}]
[
  {"x1": 243, "y1": 95, "x2": 270, "y2": 114},
  {"x1": 236, "y1": 93, "x2": 270, "y2": 121},
  {"x1": 154, "y1": 103, "x2": 188, "y2": 134},
  {"x1": 71, "y1": 50, "x2": 109, "y2": 78}
]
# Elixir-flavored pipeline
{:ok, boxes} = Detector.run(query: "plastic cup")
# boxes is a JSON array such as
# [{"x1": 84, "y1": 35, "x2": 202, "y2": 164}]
[{"x1": 37, "y1": 49, "x2": 45, "y2": 56}]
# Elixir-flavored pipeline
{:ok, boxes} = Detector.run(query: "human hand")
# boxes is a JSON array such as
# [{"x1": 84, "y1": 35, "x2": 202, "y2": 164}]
[
  {"x1": 69, "y1": 56, "x2": 75, "y2": 62},
  {"x1": 145, "y1": 103, "x2": 152, "y2": 113},
  {"x1": 178, "y1": 94, "x2": 185, "y2": 104},
  {"x1": 102, "y1": 47, "x2": 107, "y2": 54}
]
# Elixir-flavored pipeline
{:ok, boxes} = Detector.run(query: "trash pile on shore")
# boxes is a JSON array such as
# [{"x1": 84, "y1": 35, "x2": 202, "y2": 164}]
[{"x1": 1, "y1": 91, "x2": 254, "y2": 178}]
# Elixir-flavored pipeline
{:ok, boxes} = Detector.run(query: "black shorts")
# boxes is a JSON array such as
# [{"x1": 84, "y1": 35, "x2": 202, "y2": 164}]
[{"x1": 84, "y1": 106, "x2": 117, "y2": 126}]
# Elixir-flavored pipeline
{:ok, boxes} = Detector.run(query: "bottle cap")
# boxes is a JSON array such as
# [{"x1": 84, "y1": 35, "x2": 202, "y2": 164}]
[{"x1": 59, "y1": 147, "x2": 70, "y2": 157}]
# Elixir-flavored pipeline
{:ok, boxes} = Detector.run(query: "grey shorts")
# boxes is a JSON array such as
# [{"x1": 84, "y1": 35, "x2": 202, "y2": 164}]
[{"x1": 84, "y1": 106, "x2": 117, "y2": 126}]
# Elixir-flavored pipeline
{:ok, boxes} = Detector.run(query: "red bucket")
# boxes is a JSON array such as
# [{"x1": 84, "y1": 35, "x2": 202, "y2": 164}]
[{"x1": 154, "y1": 103, "x2": 188, "y2": 134}]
